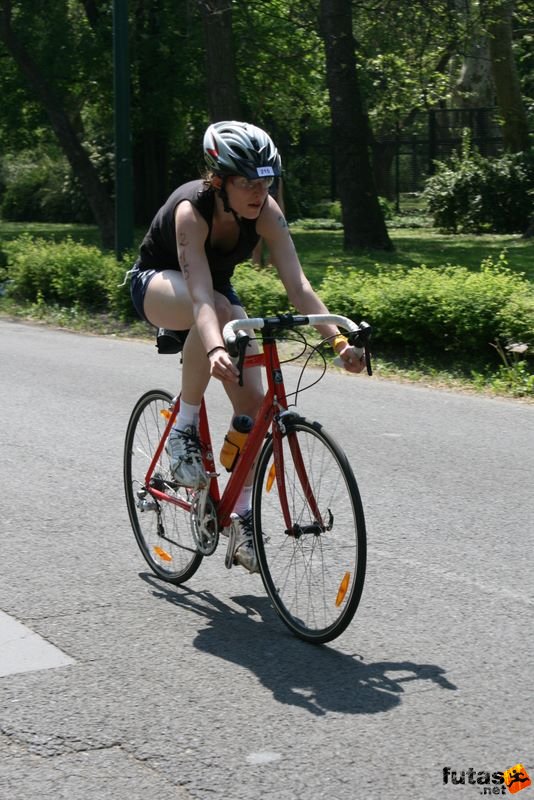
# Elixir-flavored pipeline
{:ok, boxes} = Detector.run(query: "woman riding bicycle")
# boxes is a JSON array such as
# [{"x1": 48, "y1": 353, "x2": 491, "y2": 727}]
[{"x1": 130, "y1": 120, "x2": 365, "y2": 572}]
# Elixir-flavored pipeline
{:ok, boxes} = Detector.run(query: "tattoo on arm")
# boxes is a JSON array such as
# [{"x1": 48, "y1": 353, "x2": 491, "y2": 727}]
[
  {"x1": 277, "y1": 215, "x2": 289, "y2": 230},
  {"x1": 177, "y1": 231, "x2": 190, "y2": 278}
]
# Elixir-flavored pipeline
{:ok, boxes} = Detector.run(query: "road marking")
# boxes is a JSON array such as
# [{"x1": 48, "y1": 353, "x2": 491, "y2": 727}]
[
  {"x1": 246, "y1": 752, "x2": 282, "y2": 765},
  {"x1": 0, "y1": 610, "x2": 75, "y2": 678}
]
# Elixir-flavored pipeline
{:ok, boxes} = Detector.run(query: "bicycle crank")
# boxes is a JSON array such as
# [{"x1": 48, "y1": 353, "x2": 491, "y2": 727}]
[{"x1": 190, "y1": 490, "x2": 219, "y2": 555}]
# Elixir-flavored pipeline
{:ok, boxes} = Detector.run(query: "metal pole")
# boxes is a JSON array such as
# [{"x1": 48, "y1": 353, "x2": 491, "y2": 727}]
[
  {"x1": 395, "y1": 118, "x2": 400, "y2": 213},
  {"x1": 113, "y1": 0, "x2": 133, "y2": 259}
]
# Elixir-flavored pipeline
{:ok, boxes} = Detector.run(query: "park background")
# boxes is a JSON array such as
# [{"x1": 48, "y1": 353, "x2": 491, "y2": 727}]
[{"x1": 0, "y1": 0, "x2": 532, "y2": 396}]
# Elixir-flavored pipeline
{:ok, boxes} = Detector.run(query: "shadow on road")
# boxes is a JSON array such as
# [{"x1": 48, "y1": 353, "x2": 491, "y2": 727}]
[{"x1": 141, "y1": 573, "x2": 457, "y2": 717}]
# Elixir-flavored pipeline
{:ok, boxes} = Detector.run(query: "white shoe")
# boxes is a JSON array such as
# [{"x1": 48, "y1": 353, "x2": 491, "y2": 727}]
[
  {"x1": 225, "y1": 510, "x2": 258, "y2": 573},
  {"x1": 166, "y1": 426, "x2": 208, "y2": 488}
]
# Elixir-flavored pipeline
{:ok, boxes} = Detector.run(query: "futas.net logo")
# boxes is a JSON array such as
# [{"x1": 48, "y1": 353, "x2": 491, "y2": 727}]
[{"x1": 443, "y1": 764, "x2": 531, "y2": 795}]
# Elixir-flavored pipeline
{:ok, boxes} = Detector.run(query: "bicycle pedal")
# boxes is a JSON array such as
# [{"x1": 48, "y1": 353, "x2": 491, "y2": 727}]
[{"x1": 224, "y1": 526, "x2": 237, "y2": 569}]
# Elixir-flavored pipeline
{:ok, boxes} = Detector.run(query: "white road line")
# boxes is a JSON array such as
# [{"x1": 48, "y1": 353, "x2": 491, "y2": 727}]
[{"x1": 0, "y1": 610, "x2": 75, "y2": 678}]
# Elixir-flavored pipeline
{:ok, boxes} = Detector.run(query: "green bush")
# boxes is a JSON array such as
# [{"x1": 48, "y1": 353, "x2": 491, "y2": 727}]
[
  {"x1": 309, "y1": 200, "x2": 342, "y2": 221},
  {"x1": 6, "y1": 235, "x2": 113, "y2": 309},
  {"x1": 319, "y1": 254, "x2": 534, "y2": 359},
  {"x1": 423, "y1": 136, "x2": 534, "y2": 234},
  {"x1": 103, "y1": 255, "x2": 139, "y2": 322},
  {"x1": 1, "y1": 150, "x2": 92, "y2": 223},
  {"x1": 232, "y1": 262, "x2": 292, "y2": 316}
]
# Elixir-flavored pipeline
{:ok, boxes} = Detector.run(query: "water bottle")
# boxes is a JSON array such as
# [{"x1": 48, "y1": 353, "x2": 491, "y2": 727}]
[{"x1": 220, "y1": 415, "x2": 254, "y2": 472}]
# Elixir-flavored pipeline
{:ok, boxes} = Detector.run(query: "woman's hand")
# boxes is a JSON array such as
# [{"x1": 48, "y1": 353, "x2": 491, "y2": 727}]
[
  {"x1": 336, "y1": 343, "x2": 366, "y2": 374},
  {"x1": 208, "y1": 347, "x2": 240, "y2": 383}
]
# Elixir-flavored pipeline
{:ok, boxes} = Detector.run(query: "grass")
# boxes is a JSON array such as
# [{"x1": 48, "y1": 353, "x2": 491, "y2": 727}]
[
  {"x1": 290, "y1": 227, "x2": 534, "y2": 287},
  {"x1": 0, "y1": 221, "x2": 104, "y2": 248}
]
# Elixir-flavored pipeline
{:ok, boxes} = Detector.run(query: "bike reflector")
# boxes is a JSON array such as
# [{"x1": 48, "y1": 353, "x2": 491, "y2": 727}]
[
  {"x1": 266, "y1": 464, "x2": 276, "y2": 492},
  {"x1": 153, "y1": 546, "x2": 172, "y2": 562},
  {"x1": 335, "y1": 572, "x2": 351, "y2": 607}
]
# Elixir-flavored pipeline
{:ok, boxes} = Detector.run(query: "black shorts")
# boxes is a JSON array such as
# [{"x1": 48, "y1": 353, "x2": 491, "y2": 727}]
[{"x1": 129, "y1": 262, "x2": 243, "y2": 326}]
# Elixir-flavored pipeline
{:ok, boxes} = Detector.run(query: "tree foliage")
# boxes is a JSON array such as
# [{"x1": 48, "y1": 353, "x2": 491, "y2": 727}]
[{"x1": 0, "y1": 0, "x2": 532, "y2": 245}]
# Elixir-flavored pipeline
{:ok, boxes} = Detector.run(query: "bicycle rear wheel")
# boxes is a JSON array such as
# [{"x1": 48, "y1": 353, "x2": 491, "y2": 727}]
[
  {"x1": 124, "y1": 389, "x2": 203, "y2": 583},
  {"x1": 253, "y1": 418, "x2": 366, "y2": 643}
]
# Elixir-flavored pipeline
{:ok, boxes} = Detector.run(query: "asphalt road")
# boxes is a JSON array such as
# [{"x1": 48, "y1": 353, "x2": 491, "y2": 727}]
[{"x1": 0, "y1": 319, "x2": 532, "y2": 800}]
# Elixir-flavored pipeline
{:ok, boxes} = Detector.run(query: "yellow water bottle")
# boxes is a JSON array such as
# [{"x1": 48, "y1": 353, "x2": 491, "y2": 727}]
[{"x1": 220, "y1": 415, "x2": 254, "y2": 472}]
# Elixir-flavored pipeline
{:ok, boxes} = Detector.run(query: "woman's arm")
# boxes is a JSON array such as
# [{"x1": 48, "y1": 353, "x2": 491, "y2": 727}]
[
  {"x1": 256, "y1": 200, "x2": 365, "y2": 373},
  {"x1": 175, "y1": 202, "x2": 240, "y2": 382}
]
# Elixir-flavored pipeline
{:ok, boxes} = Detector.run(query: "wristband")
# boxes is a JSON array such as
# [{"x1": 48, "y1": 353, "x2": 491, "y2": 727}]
[
  {"x1": 332, "y1": 334, "x2": 348, "y2": 352},
  {"x1": 207, "y1": 345, "x2": 227, "y2": 358}
]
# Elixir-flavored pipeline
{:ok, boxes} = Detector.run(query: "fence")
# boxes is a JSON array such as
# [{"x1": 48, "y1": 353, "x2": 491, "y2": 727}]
[
  {"x1": 392, "y1": 107, "x2": 504, "y2": 204},
  {"x1": 284, "y1": 107, "x2": 506, "y2": 216}
]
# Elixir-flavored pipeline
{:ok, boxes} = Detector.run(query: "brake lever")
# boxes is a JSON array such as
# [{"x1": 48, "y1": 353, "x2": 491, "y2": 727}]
[
  {"x1": 235, "y1": 334, "x2": 250, "y2": 387},
  {"x1": 364, "y1": 346, "x2": 373, "y2": 376},
  {"x1": 344, "y1": 321, "x2": 373, "y2": 375}
]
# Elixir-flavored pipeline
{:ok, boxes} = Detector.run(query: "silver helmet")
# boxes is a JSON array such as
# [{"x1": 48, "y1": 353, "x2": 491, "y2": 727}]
[{"x1": 203, "y1": 121, "x2": 281, "y2": 180}]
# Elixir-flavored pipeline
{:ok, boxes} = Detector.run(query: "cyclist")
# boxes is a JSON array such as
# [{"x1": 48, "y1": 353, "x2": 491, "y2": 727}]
[{"x1": 130, "y1": 120, "x2": 365, "y2": 572}]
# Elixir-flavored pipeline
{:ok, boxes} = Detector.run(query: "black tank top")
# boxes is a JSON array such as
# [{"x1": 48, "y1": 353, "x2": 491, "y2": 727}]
[{"x1": 137, "y1": 180, "x2": 260, "y2": 289}]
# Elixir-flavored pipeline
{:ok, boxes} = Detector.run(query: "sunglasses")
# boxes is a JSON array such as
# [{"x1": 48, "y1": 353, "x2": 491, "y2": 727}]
[{"x1": 230, "y1": 176, "x2": 274, "y2": 190}]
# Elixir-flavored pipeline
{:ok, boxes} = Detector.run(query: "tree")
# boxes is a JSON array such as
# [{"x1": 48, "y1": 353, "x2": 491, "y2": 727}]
[
  {"x1": 480, "y1": 0, "x2": 530, "y2": 152},
  {"x1": 319, "y1": 0, "x2": 392, "y2": 250},
  {"x1": 0, "y1": 0, "x2": 115, "y2": 247},
  {"x1": 199, "y1": 0, "x2": 242, "y2": 121}
]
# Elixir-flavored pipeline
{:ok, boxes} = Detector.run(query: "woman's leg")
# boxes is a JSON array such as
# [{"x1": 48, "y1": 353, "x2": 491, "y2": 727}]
[
  {"x1": 222, "y1": 302, "x2": 264, "y2": 427},
  {"x1": 143, "y1": 270, "x2": 210, "y2": 405},
  {"x1": 221, "y1": 303, "x2": 264, "y2": 571}
]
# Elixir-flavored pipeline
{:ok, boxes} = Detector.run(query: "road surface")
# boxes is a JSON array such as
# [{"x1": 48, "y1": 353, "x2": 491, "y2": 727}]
[{"x1": 0, "y1": 320, "x2": 532, "y2": 800}]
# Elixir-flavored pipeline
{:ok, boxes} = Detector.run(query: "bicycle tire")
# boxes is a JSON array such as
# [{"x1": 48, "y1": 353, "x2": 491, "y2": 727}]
[
  {"x1": 124, "y1": 389, "x2": 203, "y2": 583},
  {"x1": 253, "y1": 417, "x2": 366, "y2": 643}
]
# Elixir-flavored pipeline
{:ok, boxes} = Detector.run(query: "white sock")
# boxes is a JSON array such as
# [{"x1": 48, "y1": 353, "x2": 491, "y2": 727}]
[
  {"x1": 175, "y1": 400, "x2": 201, "y2": 431},
  {"x1": 233, "y1": 485, "x2": 253, "y2": 517}
]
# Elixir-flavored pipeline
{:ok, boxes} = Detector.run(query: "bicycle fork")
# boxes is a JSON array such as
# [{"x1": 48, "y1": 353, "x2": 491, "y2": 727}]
[{"x1": 271, "y1": 412, "x2": 328, "y2": 537}]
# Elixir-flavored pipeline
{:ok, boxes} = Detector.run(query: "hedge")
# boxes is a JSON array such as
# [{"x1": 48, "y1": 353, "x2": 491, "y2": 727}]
[
  {"x1": 2, "y1": 237, "x2": 533, "y2": 366},
  {"x1": 318, "y1": 255, "x2": 534, "y2": 358}
]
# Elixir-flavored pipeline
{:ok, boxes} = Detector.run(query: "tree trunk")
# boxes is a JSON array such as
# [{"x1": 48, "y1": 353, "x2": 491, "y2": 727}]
[
  {"x1": 481, "y1": 0, "x2": 530, "y2": 152},
  {"x1": 133, "y1": 130, "x2": 170, "y2": 224},
  {"x1": 199, "y1": 0, "x2": 242, "y2": 122},
  {"x1": 0, "y1": 1, "x2": 115, "y2": 248},
  {"x1": 371, "y1": 141, "x2": 396, "y2": 200},
  {"x1": 319, "y1": 0, "x2": 392, "y2": 250}
]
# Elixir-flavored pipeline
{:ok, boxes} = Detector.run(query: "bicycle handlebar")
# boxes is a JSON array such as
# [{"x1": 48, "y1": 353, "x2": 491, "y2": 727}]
[
  {"x1": 223, "y1": 313, "x2": 373, "y2": 376},
  {"x1": 223, "y1": 313, "x2": 363, "y2": 344}
]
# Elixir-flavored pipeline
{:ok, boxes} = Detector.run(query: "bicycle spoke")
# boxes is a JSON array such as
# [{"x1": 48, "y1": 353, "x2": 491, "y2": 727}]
[
  {"x1": 254, "y1": 419, "x2": 366, "y2": 643},
  {"x1": 124, "y1": 390, "x2": 203, "y2": 584}
]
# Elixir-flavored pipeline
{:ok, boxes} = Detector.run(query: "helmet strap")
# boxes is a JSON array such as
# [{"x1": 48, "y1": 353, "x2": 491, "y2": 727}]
[
  {"x1": 219, "y1": 178, "x2": 240, "y2": 222},
  {"x1": 219, "y1": 178, "x2": 232, "y2": 214}
]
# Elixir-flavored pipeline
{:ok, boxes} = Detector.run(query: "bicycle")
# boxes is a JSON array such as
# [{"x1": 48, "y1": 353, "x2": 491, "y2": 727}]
[{"x1": 124, "y1": 313, "x2": 372, "y2": 644}]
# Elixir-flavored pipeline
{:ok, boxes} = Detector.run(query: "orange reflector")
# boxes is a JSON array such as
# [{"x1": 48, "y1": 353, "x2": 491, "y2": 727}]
[
  {"x1": 153, "y1": 546, "x2": 172, "y2": 562},
  {"x1": 335, "y1": 572, "x2": 351, "y2": 607},
  {"x1": 160, "y1": 408, "x2": 172, "y2": 420},
  {"x1": 266, "y1": 464, "x2": 276, "y2": 492}
]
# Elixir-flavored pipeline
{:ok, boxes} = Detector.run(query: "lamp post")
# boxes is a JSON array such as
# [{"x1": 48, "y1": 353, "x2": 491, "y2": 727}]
[{"x1": 113, "y1": 0, "x2": 133, "y2": 259}]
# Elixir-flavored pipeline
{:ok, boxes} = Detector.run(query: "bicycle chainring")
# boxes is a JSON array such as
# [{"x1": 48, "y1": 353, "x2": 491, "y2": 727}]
[{"x1": 190, "y1": 492, "x2": 219, "y2": 555}]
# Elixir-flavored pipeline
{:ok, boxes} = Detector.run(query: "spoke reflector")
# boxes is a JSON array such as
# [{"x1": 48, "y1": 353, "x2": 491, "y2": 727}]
[
  {"x1": 335, "y1": 572, "x2": 351, "y2": 607},
  {"x1": 266, "y1": 464, "x2": 276, "y2": 492},
  {"x1": 160, "y1": 408, "x2": 172, "y2": 420},
  {"x1": 153, "y1": 546, "x2": 172, "y2": 562}
]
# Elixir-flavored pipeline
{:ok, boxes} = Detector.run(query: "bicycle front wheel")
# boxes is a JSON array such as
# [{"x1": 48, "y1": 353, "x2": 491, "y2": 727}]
[
  {"x1": 253, "y1": 418, "x2": 366, "y2": 643},
  {"x1": 124, "y1": 389, "x2": 203, "y2": 584}
]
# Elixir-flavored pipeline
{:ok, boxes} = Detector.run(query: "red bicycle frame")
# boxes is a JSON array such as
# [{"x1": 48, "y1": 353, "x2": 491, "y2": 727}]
[{"x1": 143, "y1": 336, "x2": 321, "y2": 531}]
